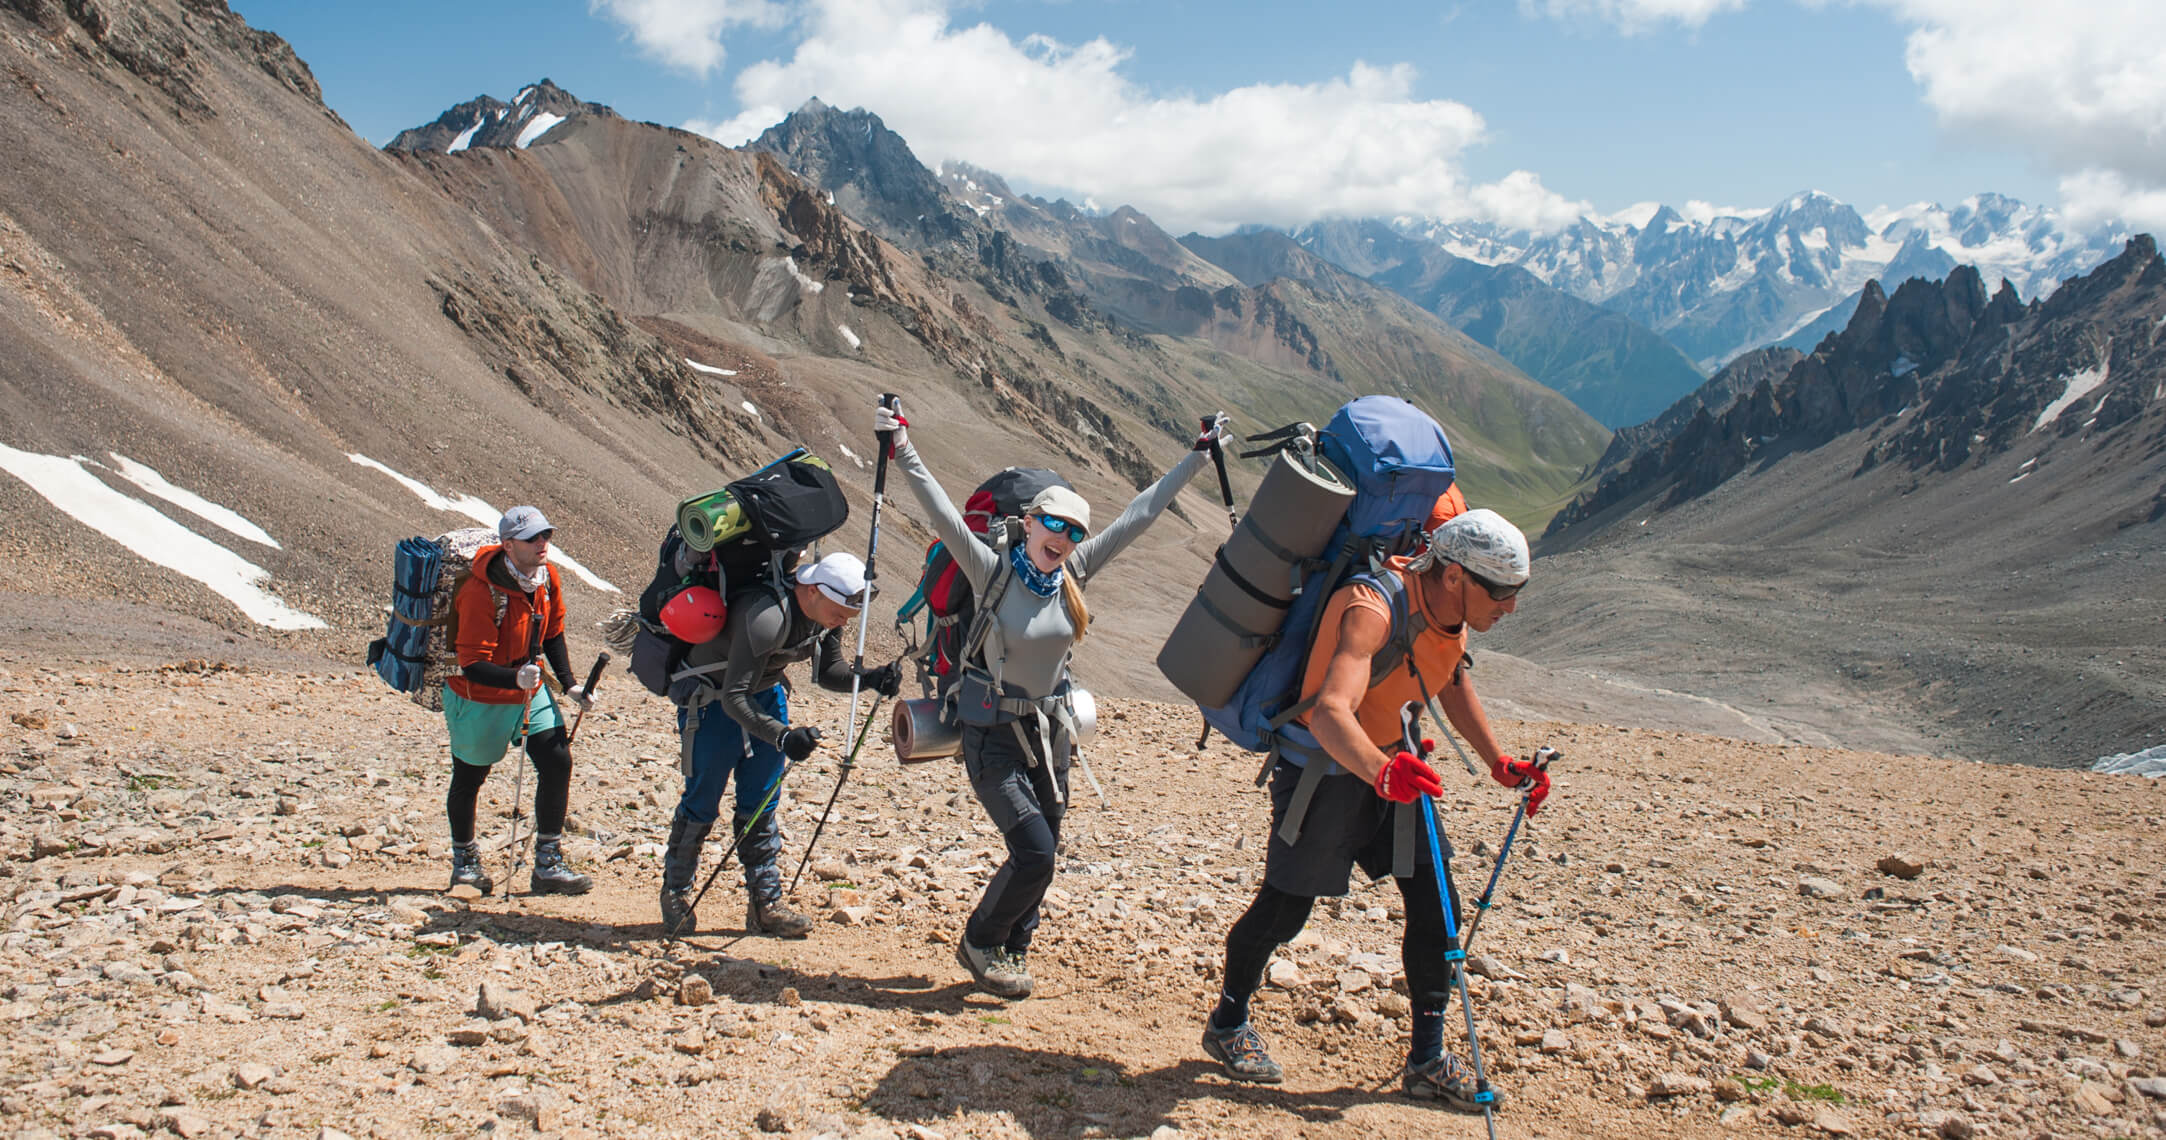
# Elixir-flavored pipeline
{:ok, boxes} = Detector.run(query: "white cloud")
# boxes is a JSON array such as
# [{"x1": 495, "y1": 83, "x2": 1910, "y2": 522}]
[
  {"x1": 1520, "y1": 0, "x2": 1748, "y2": 32},
  {"x1": 685, "y1": 0, "x2": 1587, "y2": 235},
  {"x1": 2060, "y1": 170, "x2": 2166, "y2": 235},
  {"x1": 590, "y1": 0, "x2": 784, "y2": 76}
]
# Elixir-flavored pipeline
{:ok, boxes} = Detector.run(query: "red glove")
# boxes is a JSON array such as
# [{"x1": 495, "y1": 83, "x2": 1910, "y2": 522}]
[
  {"x1": 1490, "y1": 755, "x2": 1551, "y2": 815},
  {"x1": 1375, "y1": 751, "x2": 1444, "y2": 804}
]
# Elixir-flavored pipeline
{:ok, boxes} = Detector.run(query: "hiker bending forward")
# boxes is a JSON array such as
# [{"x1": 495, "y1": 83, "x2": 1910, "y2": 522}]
[
  {"x1": 879, "y1": 401, "x2": 1223, "y2": 999},
  {"x1": 1201, "y1": 508, "x2": 1554, "y2": 1113},
  {"x1": 443, "y1": 507, "x2": 598, "y2": 897},
  {"x1": 659, "y1": 553, "x2": 897, "y2": 938}
]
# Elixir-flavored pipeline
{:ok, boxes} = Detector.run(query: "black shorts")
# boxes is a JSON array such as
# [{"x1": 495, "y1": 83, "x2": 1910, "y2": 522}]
[{"x1": 1261, "y1": 760, "x2": 1453, "y2": 898}]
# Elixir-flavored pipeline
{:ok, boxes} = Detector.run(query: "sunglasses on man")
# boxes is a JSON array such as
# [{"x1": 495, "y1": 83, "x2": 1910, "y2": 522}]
[
  {"x1": 1462, "y1": 566, "x2": 1523, "y2": 602},
  {"x1": 1036, "y1": 514, "x2": 1088, "y2": 542}
]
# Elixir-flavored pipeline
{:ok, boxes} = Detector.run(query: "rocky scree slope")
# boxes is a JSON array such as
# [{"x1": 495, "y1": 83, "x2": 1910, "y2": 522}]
[{"x1": 1, "y1": 660, "x2": 2163, "y2": 1139}]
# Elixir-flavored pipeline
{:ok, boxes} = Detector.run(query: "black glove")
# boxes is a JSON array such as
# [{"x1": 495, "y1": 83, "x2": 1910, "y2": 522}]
[
  {"x1": 782, "y1": 726, "x2": 824, "y2": 762},
  {"x1": 857, "y1": 662, "x2": 902, "y2": 697}
]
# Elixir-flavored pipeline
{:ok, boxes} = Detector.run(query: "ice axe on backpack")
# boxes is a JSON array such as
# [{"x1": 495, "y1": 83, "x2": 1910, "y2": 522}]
[
  {"x1": 1400, "y1": 701, "x2": 1500, "y2": 1140},
  {"x1": 1203, "y1": 412, "x2": 1237, "y2": 529}
]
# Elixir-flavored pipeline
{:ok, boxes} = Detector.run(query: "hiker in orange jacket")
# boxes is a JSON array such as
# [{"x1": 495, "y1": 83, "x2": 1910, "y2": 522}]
[{"x1": 441, "y1": 507, "x2": 598, "y2": 897}]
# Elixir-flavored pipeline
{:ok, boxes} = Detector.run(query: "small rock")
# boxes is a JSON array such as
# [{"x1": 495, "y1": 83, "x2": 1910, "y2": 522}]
[
  {"x1": 476, "y1": 981, "x2": 536, "y2": 1022},
  {"x1": 1797, "y1": 876, "x2": 1843, "y2": 899},
  {"x1": 1336, "y1": 970, "x2": 1372, "y2": 995},
  {"x1": 498, "y1": 1090, "x2": 561, "y2": 1131},
  {"x1": 1538, "y1": 948, "x2": 1570, "y2": 965},
  {"x1": 1266, "y1": 960, "x2": 1304, "y2": 989},
  {"x1": 831, "y1": 905, "x2": 872, "y2": 926},
  {"x1": 1802, "y1": 1016, "x2": 1844, "y2": 1039},
  {"x1": 1875, "y1": 852, "x2": 1925, "y2": 879},
  {"x1": 2129, "y1": 1076, "x2": 2166, "y2": 1099},
  {"x1": 1962, "y1": 1064, "x2": 1998, "y2": 1086},
  {"x1": 1720, "y1": 996, "x2": 1767, "y2": 1032},
  {"x1": 1809, "y1": 1106, "x2": 1851, "y2": 1134},
  {"x1": 89, "y1": 1049, "x2": 135, "y2": 1066},
  {"x1": 409, "y1": 1046, "x2": 456, "y2": 1075},
  {"x1": 2116, "y1": 1038, "x2": 2143, "y2": 1059},
  {"x1": 673, "y1": 1027, "x2": 706, "y2": 1055},
  {"x1": 1649, "y1": 1071, "x2": 1711, "y2": 1097},
  {"x1": 154, "y1": 1110, "x2": 212, "y2": 1138},
  {"x1": 679, "y1": 975, "x2": 713, "y2": 1006},
  {"x1": 318, "y1": 1130, "x2": 355, "y2": 1140},
  {"x1": 232, "y1": 1062, "x2": 275, "y2": 1090},
  {"x1": 445, "y1": 1020, "x2": 491, "y2": 1046},
  {"x1": 2144, "y1": 1008, "x2": 2166, "y2": 1028},
  {"x1": 1994, "y1": 944, "x2": 2038, "y2": 963},
  {"x1": 755, "y1": 1105, "x2": 790, "y2": 1133},
  {"x1": 1538, "y1": 1029, "x2": 1570, "y2": 1054},
  {"x1": 30, "y1": 833, "x2": 69, "y2": 859},
  {"x1": 2069, "y1": 1082, "x2": 2115, "y2": 1116}
]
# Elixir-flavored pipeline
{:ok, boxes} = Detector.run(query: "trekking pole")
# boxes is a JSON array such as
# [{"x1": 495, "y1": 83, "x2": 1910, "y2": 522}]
[
  {"x1": 507, "y1": 675, "x2": 536, "y2": 894},
  {"x1": 1203, "y1": 412, "x2": 1237, "y2": 528},
  {"x1": 1459, "y1": 746, "x2": 1559, "y2": 957},
  {"x1": 566, "y1": 652, "x2": 610, "y2": 745},
  {"x1": 785, "y1": 691, "x2": 887, "y2": 893},
  {"x1": 1401, "y1": 703, "x2": 1499, "y2": 1140}
]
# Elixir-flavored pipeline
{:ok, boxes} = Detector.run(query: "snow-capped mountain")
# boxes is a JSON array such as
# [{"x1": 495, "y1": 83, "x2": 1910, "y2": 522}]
[
  {"x1": 384, "y1": 79, "x2": 612, "y2": 153},
  {"x1": 1400, "y1": 192, "x2": 2129, "y2": 371}
]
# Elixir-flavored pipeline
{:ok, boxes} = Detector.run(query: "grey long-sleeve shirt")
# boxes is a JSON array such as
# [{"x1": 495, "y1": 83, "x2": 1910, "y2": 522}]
[
  {"x1": 679, "y1": 587, "x2": 855, "y2": 746},
  {"x1": 893, "y1": 440, "x2": 1205, "y2": 699}
]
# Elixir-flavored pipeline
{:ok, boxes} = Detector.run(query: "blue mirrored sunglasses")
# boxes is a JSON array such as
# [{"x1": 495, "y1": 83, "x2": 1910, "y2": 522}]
[{"x1": 1036, "y1": 514, "x2": 1087, "y2": 541}]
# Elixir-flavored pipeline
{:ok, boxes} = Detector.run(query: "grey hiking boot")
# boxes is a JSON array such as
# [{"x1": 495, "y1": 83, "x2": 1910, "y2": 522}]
[
  {"x1": 659, "y1": 813, "x2": 710, "y2": 936},
  {"x1": 1202, "y1": 1020, "x2": 1284, "y2": 1083},
  {"x1": 529, "y1": 834, "x2": 592, "y2": 895},
  {"x1": 449, "y1": 841, "x2": 493, "y2": 896},
  {"x1": 745, "y1": 895, "x2": 812, "y2": 938},
  {"x1": 954, "y1": 939, "x2": 1033, "y2": 999},
  {"x1": 1403, "y1": 1052, "x2": 1501, "y2": 1114}
]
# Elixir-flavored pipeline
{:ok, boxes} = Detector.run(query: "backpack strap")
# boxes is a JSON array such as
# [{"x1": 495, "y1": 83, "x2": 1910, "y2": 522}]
[{"x1": 956, "y1": 519, "x2": 1021, "y2": 683}]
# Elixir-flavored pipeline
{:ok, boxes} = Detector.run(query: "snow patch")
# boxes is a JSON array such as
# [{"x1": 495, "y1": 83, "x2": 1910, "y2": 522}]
[
  {"x1": 683, "y1": 358, "x2": 737, "y2": 377},
  {"x1": 102, "y1": 452, "x2": 280, "y2": 548},
  {"x1": 514, "y1": 86, "x2": 534, "y2": 105},
  {"x1": 741, "y1": 401, "x2": 762, "y2": 419},
  {"x1": 2031, "y1": 363, "x2": 2108, "y2": 432},
  {"x1": 447, "y1": 116, "x2": 483, "y2": 153},
  {"x1": 837, "y1": 442, "x2": 863, "y2": 468},
  {"x1": 1890, "y1": 355, "x2": 1918, "y2": 378},
  {"x1": 0, "y1": 442, "x2": 323, "y2": 629},
  {"x1": 2093, "y1": 745, "x2": 2166, "y2": 778},
  {"x1": 345, "y1": 453, "x2": 618, "y2": 592},
  {"x1": 2007, "y1": 471, "x2": 2031, "y2": 484},
  {"x1": 837, "y1": 324, "x2": 860, "y2": 350},
  {"x1": 515, "y1": 112, "x2": 565, "y2": 149}
]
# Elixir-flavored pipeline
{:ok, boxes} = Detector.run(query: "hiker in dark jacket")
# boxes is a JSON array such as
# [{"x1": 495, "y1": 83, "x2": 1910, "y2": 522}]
[
  {"x1": 1200, "y1": 508, "x2": 1552, "y2": 1113},
  {"x1": 658, "y1": 552, "x2": 899, "y2": 937},
  {"x1": 443, "y1": 507, "x2": 599, "y2": 897},
  {"x1": 876, "y1": 400, "x2": 1224, "y2": 998}
]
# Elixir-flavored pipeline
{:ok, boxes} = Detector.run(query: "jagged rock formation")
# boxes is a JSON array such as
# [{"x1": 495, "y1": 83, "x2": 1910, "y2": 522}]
[
  {"x1": 385, "y1": 78, "x2": 614, "y2": 153},
  {"x1": 1594, "y1": 346, "x2": 1803, "y2": 476}
]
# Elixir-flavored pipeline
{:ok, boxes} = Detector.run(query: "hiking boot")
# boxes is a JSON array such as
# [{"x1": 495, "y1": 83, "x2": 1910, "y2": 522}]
[
  {"x1": 1403, "y1": 1052, "x2": 1502, "y2": 1113},
  {"x1": 745, "y1": 895, "x2": 812, "y2": 938},
  {"x1": 658, "y1": 814, "x2": 710, "y2": 936},
  {"x1": 448, "y1": 841, "x2": 493, "y2": 896},
  {"x1": 529, "y1": 835, "x2": 592, "y2": 895},
  {"x1": 1201, "y1": 1020, "x2": 1284, "y2": 1083},
  {"x1": 954, "y1": 939, "x2": 1033, "y2": 999}
]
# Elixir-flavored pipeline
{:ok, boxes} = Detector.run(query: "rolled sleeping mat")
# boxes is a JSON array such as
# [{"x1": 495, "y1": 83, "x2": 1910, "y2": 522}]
[
  {"x1": 893, "y1": 698, "x2": 962, "y2": 763},
  {"x1": 676, "y1": 489, "x2": 750, "y2": 553},
  {"x1": 1156, "y1": 450, "x2": 1355, "y2": 706}
]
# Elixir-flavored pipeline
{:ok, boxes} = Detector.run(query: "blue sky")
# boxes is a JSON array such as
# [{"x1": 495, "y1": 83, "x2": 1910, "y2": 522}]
[{"x1": 228, "y1": 0, "x2": 2163, "y2": 235}]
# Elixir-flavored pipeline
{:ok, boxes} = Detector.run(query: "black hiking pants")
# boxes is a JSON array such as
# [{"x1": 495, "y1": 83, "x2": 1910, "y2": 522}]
[
  {"x1": 447, "y1": 726, "x2": 572, "y2": 844},
  {"x1": 961, "y1": 720, "x2": 1070, "y2": 956}
]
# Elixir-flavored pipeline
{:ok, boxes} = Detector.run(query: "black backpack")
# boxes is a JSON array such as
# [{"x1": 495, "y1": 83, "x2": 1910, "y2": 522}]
[{"x1": 627, "y1": 449, "x2": 850, "y2": 697}]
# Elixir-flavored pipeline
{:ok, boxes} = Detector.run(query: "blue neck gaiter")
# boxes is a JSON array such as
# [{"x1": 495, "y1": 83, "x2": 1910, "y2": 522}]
[{"x1": 1009, "y1": 542, "x2": 1064, "y2": 598}]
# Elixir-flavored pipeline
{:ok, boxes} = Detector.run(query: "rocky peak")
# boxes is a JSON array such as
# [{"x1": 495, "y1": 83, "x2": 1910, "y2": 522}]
[
  {"x1": 752, "y1": 100, "x2": 966, "y2": 251},
  {"x1": 384, "y1": 79, "x2": 612, "y2": 153}
]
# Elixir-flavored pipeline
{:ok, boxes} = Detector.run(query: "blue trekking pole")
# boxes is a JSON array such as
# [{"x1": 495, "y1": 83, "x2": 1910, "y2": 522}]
[
  {"x1": 1400, "y1": 703, "x2": 1498, "y2": 1140},
  {"x1": 1459, "y1": 746, "x2": 1558, "y2": 956}
]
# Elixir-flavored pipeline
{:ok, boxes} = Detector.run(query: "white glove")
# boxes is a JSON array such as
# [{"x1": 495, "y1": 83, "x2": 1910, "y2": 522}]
[
  {"x1": 1194, "y1": 411, "x2": 1231, "y2": 451},
  {"x1": 566, "y1": 685, "x2": 595, "y2": 712},
  {"x1": 514, "y1": 662, "x2": 543, "y2": 691},
  {"x1": 874, "y1": 402, "x2": 908, "y2": 453}
]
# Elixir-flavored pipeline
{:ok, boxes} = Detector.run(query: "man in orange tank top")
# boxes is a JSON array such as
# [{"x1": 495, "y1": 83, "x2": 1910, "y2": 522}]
[{"x1": 1201, "y1": 509, "x2": 1554, "y2": 1113}]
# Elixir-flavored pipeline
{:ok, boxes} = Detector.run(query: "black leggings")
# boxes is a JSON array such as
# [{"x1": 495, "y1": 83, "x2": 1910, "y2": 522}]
[
  {"x1": 447, "y1": 726, "x2": 571, "y2": 843},
  {"x1": 1221, "y1": 861, "x2": 1463, "y2": 1011}
]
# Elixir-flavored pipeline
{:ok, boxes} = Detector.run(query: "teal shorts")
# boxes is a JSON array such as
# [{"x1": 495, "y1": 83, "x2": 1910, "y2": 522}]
[{"x1": 442, "y1": 686, "x2": 562, "y2": 767}]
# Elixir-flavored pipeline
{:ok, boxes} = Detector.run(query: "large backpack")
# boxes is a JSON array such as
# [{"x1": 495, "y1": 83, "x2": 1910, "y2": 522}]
[
  {"x1": 367, "y1": 526, "x2": 518, "y2": 711},
  {"x1": 1195, "y1": 396, "x2": 1457, "y2": 755},
  {"x1": 892, "y1": 467, "x2": 1070, "y2": 698},
  {"x1": 622, "y1": 448, "x2": 851, "y2": 698}
]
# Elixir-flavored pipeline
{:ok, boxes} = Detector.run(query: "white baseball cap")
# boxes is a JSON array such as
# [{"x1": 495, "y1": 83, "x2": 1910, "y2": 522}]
[
  {"x1": 1022, "y1": 485, "x2": 1091, "y2": 533},
  {"x1": 796, "y1": 552, "x2": 869, "y2": 608},
  {"x1": 498, "y1": 506, "x2": 553, "y2": 542}
]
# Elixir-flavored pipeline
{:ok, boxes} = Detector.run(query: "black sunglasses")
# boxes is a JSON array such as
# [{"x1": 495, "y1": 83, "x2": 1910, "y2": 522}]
[{"x1": 1461, "y1": 566, "x2": 1523, "y2": 602}]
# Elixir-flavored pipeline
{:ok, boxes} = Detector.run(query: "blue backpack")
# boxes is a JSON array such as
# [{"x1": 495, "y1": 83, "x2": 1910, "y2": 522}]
[{"x1": 1198, "y1": 396, "x2": 1456, "y2": 757}]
